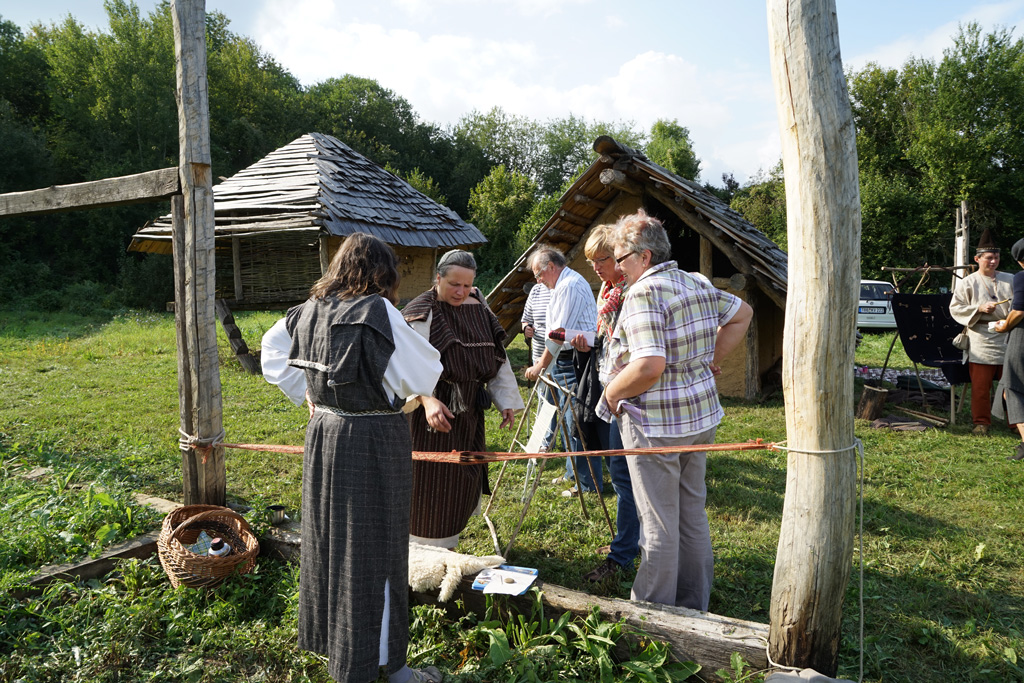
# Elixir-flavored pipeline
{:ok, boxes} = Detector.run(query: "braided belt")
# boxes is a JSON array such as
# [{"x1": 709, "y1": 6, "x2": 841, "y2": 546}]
[{"x1": 314, "y1": 404, "x2": 402, "y2": 418}]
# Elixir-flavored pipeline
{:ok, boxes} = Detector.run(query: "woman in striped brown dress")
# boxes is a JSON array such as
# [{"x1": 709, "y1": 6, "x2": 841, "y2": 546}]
[{"x1": 403, "y1": 250, "x2": 524, "y2": 548}]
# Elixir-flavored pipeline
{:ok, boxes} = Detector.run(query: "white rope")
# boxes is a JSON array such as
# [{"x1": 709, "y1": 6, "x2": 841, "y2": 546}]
[{"x1": 177, "y1": 427, "x2": 226, "y2": 453}]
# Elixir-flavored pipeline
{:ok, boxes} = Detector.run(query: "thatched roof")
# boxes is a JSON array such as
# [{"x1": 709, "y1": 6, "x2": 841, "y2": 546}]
[
  {"x1": 486, "y1": 136, "x2": 788, "y2": 332},
  {"x1": 128, "y1": 132, "x2": 485, "y2": 254}
]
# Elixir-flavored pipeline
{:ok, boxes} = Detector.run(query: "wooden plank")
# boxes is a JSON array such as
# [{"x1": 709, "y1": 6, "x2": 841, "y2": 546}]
[
  {"x1": 767, "y1": 0, "x2": 860, "y2": 674},
  {"x1": 10, "y1": 531, "x2": 162, "y2": 599},
  {"x1": 0, "y1": 167, "x2": 179, "y2": 217},
  {"x1": 173, "y1": 0, "x2": 225, "y2": 506}
]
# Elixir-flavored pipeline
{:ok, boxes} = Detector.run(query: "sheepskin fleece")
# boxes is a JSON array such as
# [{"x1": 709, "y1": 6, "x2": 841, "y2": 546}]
[{"x1": 408, "y1": 542, "x2": 504, "y2": 602}]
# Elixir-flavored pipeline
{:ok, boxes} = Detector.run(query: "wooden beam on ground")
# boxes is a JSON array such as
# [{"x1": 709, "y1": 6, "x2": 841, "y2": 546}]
[
  {"x1": 173, "y1": 0, "x2": 225, "y2": 506},
  {"x1": 10, "y1": 531, "x2": 163, "y2": 599},
  {"x1": 411, "y1": 576, "x2": 769, "y2": 679},
  {"x1": 767, "y1": 0, "x2": 860, "y2": 675},
  {"x1": 0, "y1": 167, "x2": 179, "y2": 217}
]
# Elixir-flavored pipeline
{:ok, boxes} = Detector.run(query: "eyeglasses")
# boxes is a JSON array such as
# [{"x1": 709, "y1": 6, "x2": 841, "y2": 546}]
[
  {"x1": 614, "y1": 251, "x2": 636, "y2": 265},
  {"x1": 587, "y1": 256, "x2": 612, "y2": 266}
]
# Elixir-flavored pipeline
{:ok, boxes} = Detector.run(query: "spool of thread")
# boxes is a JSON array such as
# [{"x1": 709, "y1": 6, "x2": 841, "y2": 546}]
[{"x1": 208, "y1": 537, "x2": 232, "y2": 557}]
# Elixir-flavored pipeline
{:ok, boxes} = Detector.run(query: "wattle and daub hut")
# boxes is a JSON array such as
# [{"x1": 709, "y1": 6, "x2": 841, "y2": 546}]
[
  {"x1": 486, "y1": 136, "x2": 788, "y2": 399},
  {"x1": 129, "y1": 132, "x2": 486, "y2": 307}
]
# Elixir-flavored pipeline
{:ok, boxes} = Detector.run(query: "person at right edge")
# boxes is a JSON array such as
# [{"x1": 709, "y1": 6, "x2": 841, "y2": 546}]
[
  {"x1": 599, "y1": 209, "x2": 752, "y2": 611},
  {"x1": 993, "y1": 237, "x2": 1024, "y2": 460},
  {"x1": 949, "y1": 228, "x2": 1014, "y2": 436}
]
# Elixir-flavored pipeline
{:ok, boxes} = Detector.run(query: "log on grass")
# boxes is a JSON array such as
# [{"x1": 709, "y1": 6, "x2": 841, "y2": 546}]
[{"x1": 856, "y1": 384, "x2": 888, "y2": 420}]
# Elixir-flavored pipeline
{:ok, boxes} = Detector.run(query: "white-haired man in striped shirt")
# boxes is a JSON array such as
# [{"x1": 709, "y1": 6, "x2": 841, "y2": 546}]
[{"x1": 524, "y1": 246, "x2": 599, "y2": 494}]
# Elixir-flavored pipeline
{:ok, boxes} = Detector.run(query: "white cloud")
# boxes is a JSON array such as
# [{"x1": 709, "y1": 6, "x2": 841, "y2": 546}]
[
  {"x1": 605, "y1": 14, "x2": 626, "y2": 29},
  {"x1": 251, "y1": 0, "x2": 780, "y2": 181}
]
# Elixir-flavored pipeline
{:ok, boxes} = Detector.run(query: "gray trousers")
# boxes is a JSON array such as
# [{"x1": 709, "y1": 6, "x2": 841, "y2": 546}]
[{"x1": 620, "y1": 414, "x2": 716, "y2": 611}]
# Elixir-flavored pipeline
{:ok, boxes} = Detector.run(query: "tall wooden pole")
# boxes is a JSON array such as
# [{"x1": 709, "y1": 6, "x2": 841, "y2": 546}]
[
  {"x1": 767, "y1": 0, "x2": 860, "y2": 674},
  {"x1": 171, "y1": 0, "x2": 225, "y2": 505}
]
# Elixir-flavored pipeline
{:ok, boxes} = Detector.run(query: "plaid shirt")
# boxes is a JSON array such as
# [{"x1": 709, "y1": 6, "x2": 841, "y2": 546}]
[{"x1": 602, "y1": 261, "x2": 742, "y2": 437}]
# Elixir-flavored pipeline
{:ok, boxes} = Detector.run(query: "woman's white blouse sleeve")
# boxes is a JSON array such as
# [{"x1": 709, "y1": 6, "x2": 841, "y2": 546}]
[
  {"x1": 382, "y1": 300, "x2": 443, "y2": 399},
  {"x1": 261, "y1": 318, "x2": 306, "y2": 406}
]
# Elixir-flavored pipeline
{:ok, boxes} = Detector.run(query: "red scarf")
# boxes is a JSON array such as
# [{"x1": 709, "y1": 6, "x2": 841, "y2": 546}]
[{"x1": 597, "y1": 279, "x2": 626, "y2": 337}]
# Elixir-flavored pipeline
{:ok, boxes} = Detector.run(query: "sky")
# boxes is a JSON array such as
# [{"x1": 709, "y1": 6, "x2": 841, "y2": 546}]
[{"x1": 4, "y1": 0, "x2": 1024, "y2": 185}]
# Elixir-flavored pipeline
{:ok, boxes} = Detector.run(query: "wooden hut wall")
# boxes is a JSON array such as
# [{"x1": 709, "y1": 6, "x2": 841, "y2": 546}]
[
  {"x1": 319, "y1": 235, "x2": 437, "y2": 305},
  {"x1": 215, "y1": 231, "x2": 321, "y2": 306}
]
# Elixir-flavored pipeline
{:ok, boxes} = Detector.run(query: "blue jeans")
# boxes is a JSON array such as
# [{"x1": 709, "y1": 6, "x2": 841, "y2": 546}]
[
  {"x1": 539, "y1": 384, "x2": 563, "y2": 452},
  {"x1": 602, "y1": 418, "x2": 639, "y2": 567},
  {"x1": 548, "y1": 360, "x2": 592, "y2": 488}
]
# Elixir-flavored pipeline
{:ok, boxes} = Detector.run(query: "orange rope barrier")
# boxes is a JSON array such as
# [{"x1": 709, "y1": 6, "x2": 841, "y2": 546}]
[{"x1": 212, "y1": 439, "x2": 778, "y2": 464}]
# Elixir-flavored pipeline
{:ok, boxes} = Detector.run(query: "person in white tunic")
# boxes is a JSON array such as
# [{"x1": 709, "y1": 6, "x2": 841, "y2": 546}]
[
  {"x1": 262, "y1": 233, "x2": 445, "y2": 683},
  {"x1": 949, "y1": 228, "x2": 1014, "y2": 435}
]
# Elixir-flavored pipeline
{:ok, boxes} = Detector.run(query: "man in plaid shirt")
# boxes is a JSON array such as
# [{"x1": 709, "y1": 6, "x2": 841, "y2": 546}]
[{"x1": 601, "y1": 210, "x2": 752, "y2": 610}]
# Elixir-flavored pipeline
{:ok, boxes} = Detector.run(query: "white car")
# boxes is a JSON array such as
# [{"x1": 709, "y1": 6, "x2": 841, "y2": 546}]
[{"x1": 857, "y1": 280, "x2": 897, "y2": 329}]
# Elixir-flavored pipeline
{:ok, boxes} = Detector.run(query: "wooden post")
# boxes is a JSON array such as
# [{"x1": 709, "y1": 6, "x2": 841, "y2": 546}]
[
  {"x1": 767, "y1": 0, "x2": 860, "y2": 675},
  {"x1": 231, "y1": 235, "x2": 244, "y2": 301},
  {"x1": 699, "y1": 236, "x2": 713, "y2": 279},
  {"x1": 953, "y1": 201, "x2": 969, "y2": 285},
  {"x1": 172, "y1": 0, "x2": 225, "y2": 505},
  {"x1": 319, "y1": 234, "x2": 331, "y2": 275}
]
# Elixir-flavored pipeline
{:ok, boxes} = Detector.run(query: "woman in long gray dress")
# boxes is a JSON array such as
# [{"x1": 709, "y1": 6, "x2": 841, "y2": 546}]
[
  {"x1": 263, "y1": 233, "x2": 444, "y2": 683},
  {"x1": 994, "y1": 237, "x2": 1024, "y2": 461}
]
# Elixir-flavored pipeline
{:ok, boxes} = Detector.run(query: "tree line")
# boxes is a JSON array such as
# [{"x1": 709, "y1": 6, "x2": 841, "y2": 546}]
[
  {"x1": 0, "y1": 1, "x2": 704, "y2": 307},
  {"x1": 2, "y1": 2, "x2": 1019, "y2": 309}
]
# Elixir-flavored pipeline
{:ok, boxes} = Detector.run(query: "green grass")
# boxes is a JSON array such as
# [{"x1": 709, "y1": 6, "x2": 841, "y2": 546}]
[
  {"x1": 856, "y1": 329, "x2": 912, "y2": 369},
  {"x1": 2, "y1": 308, "x2": 1023, "y2": 681}
]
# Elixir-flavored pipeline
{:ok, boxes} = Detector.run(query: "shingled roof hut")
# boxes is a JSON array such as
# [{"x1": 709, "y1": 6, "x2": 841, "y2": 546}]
[
  {"x1": 487, "y1": 136, "x2": 788, "y2": 399},
  {"x1": 129, "y1": 132, "x2": 486, "y2": 307}
]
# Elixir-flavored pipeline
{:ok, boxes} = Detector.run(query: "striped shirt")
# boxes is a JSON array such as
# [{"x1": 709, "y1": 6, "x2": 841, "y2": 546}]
[
  {"x1": 603, "y1": 261, "x2": 741, "y2": 437},
  {"x1": 546, "y1": 266, "x2": 596, "y2": 351},
  {"x1": 521, "y1": 283, "x2": 551, "y2": 363}
]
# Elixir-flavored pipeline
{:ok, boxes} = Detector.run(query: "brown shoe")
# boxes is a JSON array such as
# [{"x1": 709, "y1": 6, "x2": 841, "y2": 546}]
[
  {"x1": 972, "y1": 424, "x2": 989, "y2": 436},
  {"x1": 584, "y1": 558, "x2": 622, "y2": 582}
]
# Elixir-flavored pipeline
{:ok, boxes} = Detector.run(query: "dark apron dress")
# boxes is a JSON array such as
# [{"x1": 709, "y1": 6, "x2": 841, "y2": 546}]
[
  {"x1": 404, "y1": 290, "x2": 508, "y2": 542},
  {"x1": 287, "y1": 294, "x2": 410, "y2": 682}
]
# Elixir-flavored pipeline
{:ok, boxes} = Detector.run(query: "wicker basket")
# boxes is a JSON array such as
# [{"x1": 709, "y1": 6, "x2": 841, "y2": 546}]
[{"x1": 157, "y1": 505, "x2": 260, "y2": 588}]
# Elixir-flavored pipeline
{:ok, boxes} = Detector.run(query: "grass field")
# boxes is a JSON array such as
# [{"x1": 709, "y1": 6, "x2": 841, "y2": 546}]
[{"x1": 1, "y1": 313, "x2": 1023, "y2": 682}]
